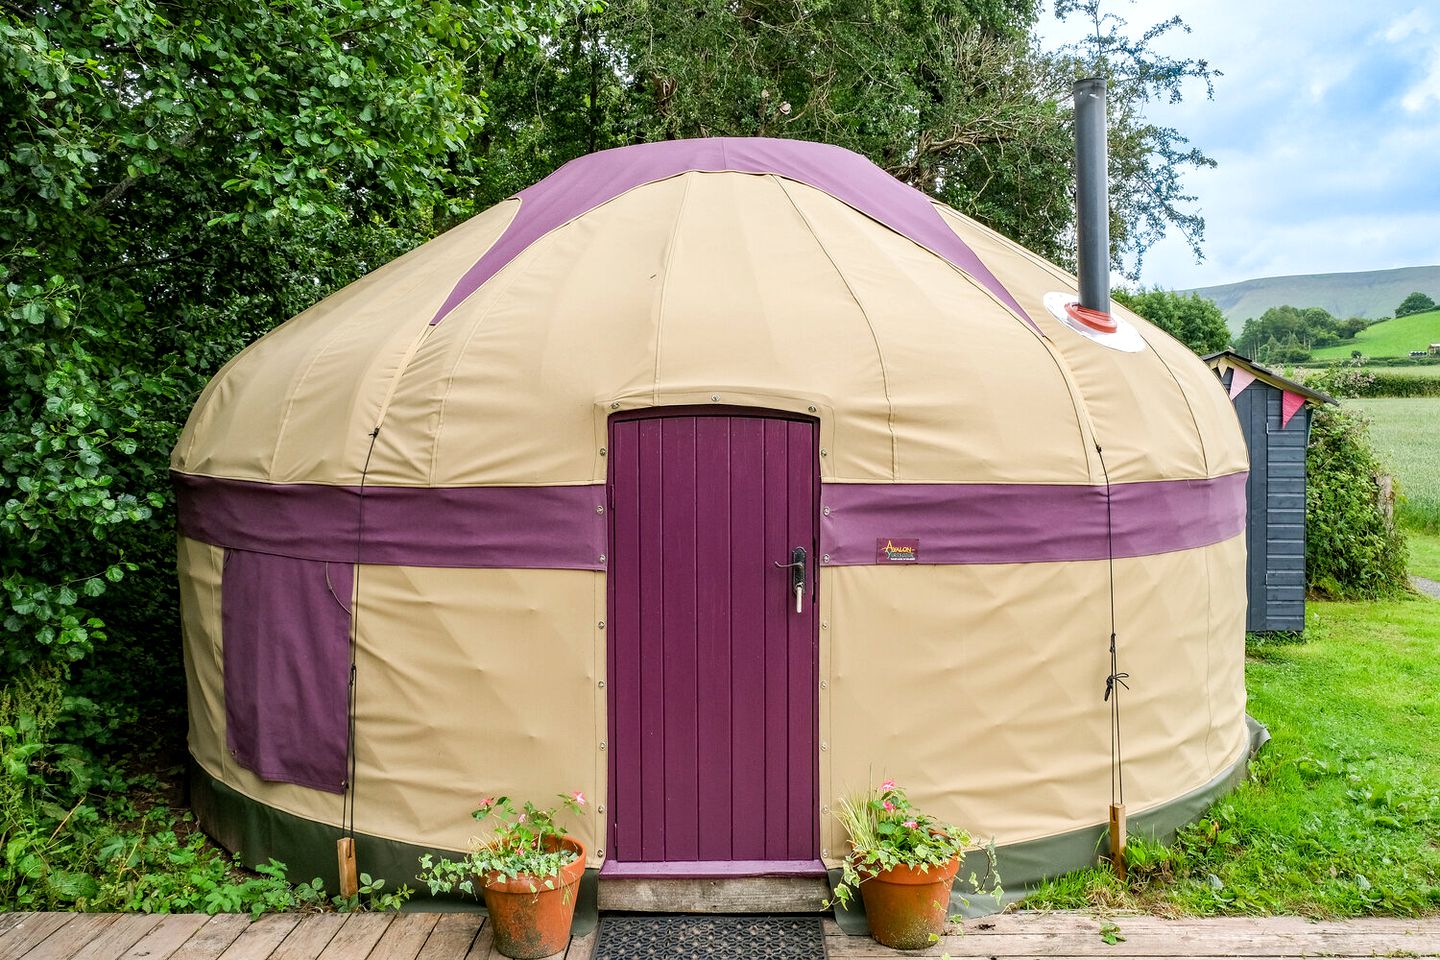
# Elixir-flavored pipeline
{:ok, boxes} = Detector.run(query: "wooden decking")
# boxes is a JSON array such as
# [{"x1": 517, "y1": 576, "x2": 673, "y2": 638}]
[{"x1": 3, "y1": 910, "x2": 1439, "y2": 960}]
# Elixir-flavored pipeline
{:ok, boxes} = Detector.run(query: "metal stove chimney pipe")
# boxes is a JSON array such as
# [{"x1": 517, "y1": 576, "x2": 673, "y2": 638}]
[{"x1": 1073, "y1": 77, "x2": 1110, "y2": 314}]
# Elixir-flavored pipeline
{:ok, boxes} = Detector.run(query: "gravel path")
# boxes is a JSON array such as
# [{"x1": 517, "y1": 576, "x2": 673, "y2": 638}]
[{"x1": 1411, "y1": 575, "x2": 1440, "y2": 599}]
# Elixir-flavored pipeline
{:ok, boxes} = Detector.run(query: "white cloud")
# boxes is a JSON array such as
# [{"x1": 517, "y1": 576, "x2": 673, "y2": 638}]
[
  {"x1": 1382, "y1": 7, "x2": 1430, "y2": 42},
  {"x1": 1035, "y1": 0, "x2": 1440, "y2": 289},
  {"x1": 1400, "y1": 53, "x2": 1440, "y2": 113}
]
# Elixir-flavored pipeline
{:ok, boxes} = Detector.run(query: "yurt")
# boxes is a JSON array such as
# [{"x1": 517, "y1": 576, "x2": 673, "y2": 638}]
[{"x1": 174, "y1": 136, "x2": 1260, "y2": 912}]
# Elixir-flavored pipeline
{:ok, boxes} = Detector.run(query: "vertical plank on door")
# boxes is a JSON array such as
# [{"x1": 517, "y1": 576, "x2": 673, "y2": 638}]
[
  {"x1": 786, "y1": 419, "x2": 819, "y2": 858},
  {"x1": 695, "y1": 417, "x2": 734, "y2": 861},
  {"x1": 727, "y1": 417, "x2": 768, "y2": 861},
  {"x1": 660, "y1": 417, "x2": 699, "y2": 861},
  {"x1": 762, "y1": 418, "x2": 792, "y2": 859},
  {"x1": 609, "y1": 421, "x2": 642, "y2": 862},
  {"x1": 637, "y1": 417, "x2": 666, "y2": 862}
]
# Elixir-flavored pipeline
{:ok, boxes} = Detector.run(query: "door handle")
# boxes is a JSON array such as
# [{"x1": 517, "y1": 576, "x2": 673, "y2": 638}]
[{"x1": 775, "y1": 546, "x2": 807, "y2": 613}]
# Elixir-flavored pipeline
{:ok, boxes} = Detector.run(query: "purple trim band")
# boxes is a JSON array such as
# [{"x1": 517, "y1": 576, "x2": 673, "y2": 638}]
[
  {"x1": 430, "y1": 138, "x2": 1035, "y2": 330},
  {"x1": 599, "y1": 859, "x2": 828, "y2": 879},
  {"x1": 174, "y1": 473, "x2": 607, "y2": 570},
  {"x1": 175, "y1": 471, "x2": 1244, "y2": 570},
  {"x1": 819, "y1": 473, "x2": 1248, "y2": 566}
]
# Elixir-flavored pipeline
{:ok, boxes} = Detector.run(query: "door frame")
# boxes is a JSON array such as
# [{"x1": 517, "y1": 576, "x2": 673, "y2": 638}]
[{"x1": 602, "y1": 405, "x2": 824, "y2": 877}]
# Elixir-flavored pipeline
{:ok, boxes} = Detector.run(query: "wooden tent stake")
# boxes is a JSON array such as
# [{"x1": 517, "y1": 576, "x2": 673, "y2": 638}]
[
  {"x1": 337, "y1": 837, "x2": 359, "y2": 898},
  {"x1": 1108, "y1": 802, "x2": 1127, "y2": 881}
]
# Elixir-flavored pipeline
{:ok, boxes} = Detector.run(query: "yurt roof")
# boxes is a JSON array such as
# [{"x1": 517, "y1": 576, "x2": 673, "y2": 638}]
[
  {"x1": 427, "y1": 137, "x2": 1036, "y2": 331},
  {"x1": 173, "y1": 137, "x2": 1247, "y2": 492}
]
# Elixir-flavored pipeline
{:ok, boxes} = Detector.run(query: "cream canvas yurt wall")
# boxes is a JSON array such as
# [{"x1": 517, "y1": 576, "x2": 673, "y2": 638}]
[{"x1": 173, "y1": 137, "x2": 1255, "y2": 901}]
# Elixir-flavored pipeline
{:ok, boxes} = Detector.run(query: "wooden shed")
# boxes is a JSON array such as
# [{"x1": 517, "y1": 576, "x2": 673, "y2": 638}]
[{"x1": 1205, "y1": 351, "x2": 1334, "y2": 632}]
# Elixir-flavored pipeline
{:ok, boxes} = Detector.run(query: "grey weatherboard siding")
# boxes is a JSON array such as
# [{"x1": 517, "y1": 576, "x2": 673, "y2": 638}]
[{"x1": 1223, "y1": 368, "x2": 1312, "y2": 632}]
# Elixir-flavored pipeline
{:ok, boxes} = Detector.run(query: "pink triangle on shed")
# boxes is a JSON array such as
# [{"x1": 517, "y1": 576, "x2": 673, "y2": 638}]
[
  {"x1": 1227, "y1": 367, "x2": 1255, "y2": 399},
  {"x1": 1280, "y1": 390, "x2": 1306, "y2": 428}
]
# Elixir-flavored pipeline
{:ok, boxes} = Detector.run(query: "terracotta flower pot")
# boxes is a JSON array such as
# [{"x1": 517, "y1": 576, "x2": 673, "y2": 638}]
[
  {"x1": 481, "y1": 836, "x2": 587, "y2": 959},
  {"x1": 858, "y1": 854, "x2": 961, "y2": 950}
]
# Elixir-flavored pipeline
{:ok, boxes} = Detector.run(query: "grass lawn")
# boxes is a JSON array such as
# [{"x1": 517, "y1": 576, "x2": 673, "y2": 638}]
[
  {"x1": 1311, "y1": 309, "x2": 1440, "y2": 361},
  {"x1": 1411, "y1": 528, "x2": 1440, "y2": 582},
  {"x1": 1349, "y1": 397, "x2": 1440, "y2": 531},
  {"x1": 1023, "y1": 596, "x2": 1440, "y2": 917}
]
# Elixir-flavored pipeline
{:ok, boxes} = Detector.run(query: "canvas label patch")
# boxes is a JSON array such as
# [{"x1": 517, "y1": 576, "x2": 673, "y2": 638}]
[{"x1": 876, "y1": 538, "x2": 919, "y2": 562}]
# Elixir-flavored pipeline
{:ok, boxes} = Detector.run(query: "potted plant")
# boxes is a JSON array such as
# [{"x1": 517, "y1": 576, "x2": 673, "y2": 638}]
[
  {"x1": 418, "y1": 792, "x2": 587, "y2": 959},
  {"x1": 828, "y1": 780, "x2": 992, "y2": 950}
]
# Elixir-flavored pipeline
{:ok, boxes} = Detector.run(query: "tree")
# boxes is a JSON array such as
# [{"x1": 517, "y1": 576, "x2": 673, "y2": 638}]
[
  {"x1": 1235, "y1": 304, "x2": 1344, "y2": 361},
  {"x1": 1, "y1": 1, "x2": 584, "y2": 683},
  {"x1": 479, "y1": 0, "x2": 1218, "y2": 276},
  {"x1": 1337, "y1": 316, "x2": 1371, "y2": 339},
  {"x1": 1112, "y1": 288, "x2": 1230, "y2": 355},
  {"x1": 1052, "y1": 0, "x2": 1220, "y2": 277},
  {"x1": 1395, "y1": 291, "x2": 1437, "y2": 317}
]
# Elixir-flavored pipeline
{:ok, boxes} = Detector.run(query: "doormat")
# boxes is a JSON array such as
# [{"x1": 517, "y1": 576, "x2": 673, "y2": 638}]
[{"x1": 593, "y1": 915, "x2": 826, "y2": 960}]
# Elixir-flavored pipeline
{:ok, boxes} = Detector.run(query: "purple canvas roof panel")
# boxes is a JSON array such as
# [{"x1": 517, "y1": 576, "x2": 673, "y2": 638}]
[{"x1": 429, "y1": 138, "x2": 1035, "y2": 330}]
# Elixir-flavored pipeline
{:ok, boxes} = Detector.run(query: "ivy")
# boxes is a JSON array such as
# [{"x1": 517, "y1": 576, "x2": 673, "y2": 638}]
[{"x1": 0, "y1": 0, "x2": 587, "y2": 681}]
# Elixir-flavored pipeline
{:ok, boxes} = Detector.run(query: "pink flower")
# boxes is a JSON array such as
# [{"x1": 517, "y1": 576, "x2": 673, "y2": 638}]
[
  {"x1": 903, "y1": 819, "x2": 918, "y2": 829},
  {"x1": 882, "y1": 800, "x2": 896, "y2": 813},
  {"x1": 880, "y1": 779, "x2": 896, "y2": 791},
  {"x1": 478, "y1": 796, "x2": 496, "y2": 808},
  {"x1": 516, "y1": 813, "x2": 527, "y2": 823},
  {"x1": 572, "y1": 791, "x2": 587, "y2": 806}
]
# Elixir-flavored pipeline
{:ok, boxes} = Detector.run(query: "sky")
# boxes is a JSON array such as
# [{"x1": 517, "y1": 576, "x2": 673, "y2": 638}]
[{"x1": 1035, "y1": 1, "x2": 1440, "y2": 290}]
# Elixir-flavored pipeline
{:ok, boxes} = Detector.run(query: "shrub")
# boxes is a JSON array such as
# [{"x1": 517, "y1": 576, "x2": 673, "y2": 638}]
[
  {"x1": 1305, "y1": 407, "x2": 1409, "y2": 598},
  {"x1": 1297, "y1": 364, "x2": 1440, "y2": 399},
  {"x1": 1396, "y1": 292, "x2": 1436, "y2": 317},
  {"x1": 0, "y1": 668, "x2": 410, "y2": 912}
]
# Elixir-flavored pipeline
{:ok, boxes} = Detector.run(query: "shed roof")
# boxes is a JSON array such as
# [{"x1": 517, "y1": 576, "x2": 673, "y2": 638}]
[{"x1": 1202, "y1": 350, "x2": 1336, "y2": 405}]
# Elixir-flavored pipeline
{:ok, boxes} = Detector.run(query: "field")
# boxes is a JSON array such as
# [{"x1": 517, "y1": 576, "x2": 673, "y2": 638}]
[
  {"x1": 1413, "y1": 529, "x2": 1440, "y2": 581},
  {"x1": 1343, "y1": 365, "x2": 1440, "y2": 377},
  {"x1": 1311, "y1": 309, "x2": 1440, "y2": 361},
  {"x1": 1350, "y1": 397, "x2": 1440, "y2": 530}
]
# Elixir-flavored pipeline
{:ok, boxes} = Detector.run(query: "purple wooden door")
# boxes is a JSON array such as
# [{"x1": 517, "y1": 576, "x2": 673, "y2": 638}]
[{"x1": 607, "y1": 410, "x2": 820, "y2": 869}]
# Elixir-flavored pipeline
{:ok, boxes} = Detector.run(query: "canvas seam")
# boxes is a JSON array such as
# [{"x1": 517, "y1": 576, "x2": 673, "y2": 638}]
[
  {"x1": 1132, "y1": 324, "x2": 1213, "y2": 476},
  {"x1": 432, "y1": 176, "x2": 704, "y2": 328},
  {"x1": 210, "y1": 542, "x2": 231, "y2": 785},
  {"x1": 934, "y1": 203, "x2": 1216, "y2": 477},
  {"x1": 175, "y1": 351, "x2": 246, "y2": 469},
  {"x1": 1033, "y1": 337, "x2": 1106, "y2": 484},
  {"x1": 423, "y1": 231, "x2": 561, "y2": 486},
  {"x1": 267, "y1": 288, "x2": 421, "y2": 481},
  {"x1": 1204, "y1": 538, "x2": 1216, "y2": 773},
  {"x1": 367, "y1": 202, "x2": 525, "y2": 433},
  {"x1": 772, "y1": 176, "x2": 900, "y2": 479},
  {"x1": 650, "y1": 174, "x2": 696, "y2": 401},
  {"x1": 930, "y1": 203, "x2": 1103, "y2": 481}
]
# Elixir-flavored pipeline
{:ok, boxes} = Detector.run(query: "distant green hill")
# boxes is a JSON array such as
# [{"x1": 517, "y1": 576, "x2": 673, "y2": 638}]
[
  {"x1": 1311, "y1": 309, "x2": 1440, "y2": 361},
  {"x1": 1179, "y1": 265, "x2": 1440, "y2": 334}
]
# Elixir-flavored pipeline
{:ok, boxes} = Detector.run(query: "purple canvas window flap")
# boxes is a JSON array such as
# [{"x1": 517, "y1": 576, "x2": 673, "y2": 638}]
[{"x1": 222, "y1": 549, "x2": 352, "y2": 794}]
